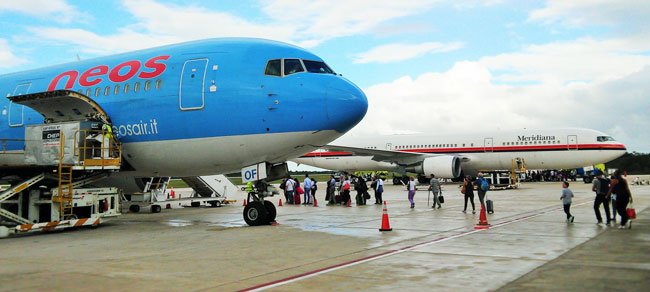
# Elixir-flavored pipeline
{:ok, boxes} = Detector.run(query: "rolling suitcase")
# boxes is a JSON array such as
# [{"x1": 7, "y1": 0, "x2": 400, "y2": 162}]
[
  {"x1": 294, "y1": 193, "x2": 301, "y2": 204},
  {"x1": 486, "y1": 199, "x2": 494, "y2": 214}
]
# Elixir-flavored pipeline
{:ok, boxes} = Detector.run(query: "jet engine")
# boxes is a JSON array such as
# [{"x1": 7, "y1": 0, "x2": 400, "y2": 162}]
[{"x1": 415, "y1": 156, "x2": 462, "y2": 178}]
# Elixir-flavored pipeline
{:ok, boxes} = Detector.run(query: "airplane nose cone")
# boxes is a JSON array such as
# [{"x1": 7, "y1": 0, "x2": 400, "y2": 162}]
[{"x1": 326, "y1": 79, "x2": 368, "y2": 133}]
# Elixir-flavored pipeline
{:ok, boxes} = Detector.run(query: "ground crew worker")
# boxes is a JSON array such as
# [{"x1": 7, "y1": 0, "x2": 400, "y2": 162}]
[
  {"x1": 246, "y1": 181, "x2": 254, "y2": 203},
  {"x1": 102, "y1": 123, "x2": 116, "y2": 157}
]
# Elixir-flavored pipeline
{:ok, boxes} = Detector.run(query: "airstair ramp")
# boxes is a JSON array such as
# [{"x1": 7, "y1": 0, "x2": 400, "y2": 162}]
[{"x1": 182, "y1": 175, "x2": 237, "y2": 198}]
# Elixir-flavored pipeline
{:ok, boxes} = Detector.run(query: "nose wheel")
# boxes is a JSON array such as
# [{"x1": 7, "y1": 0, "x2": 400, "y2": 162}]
[{"x1": 243, "y1": 200, "x2": 277, "y2": 226}]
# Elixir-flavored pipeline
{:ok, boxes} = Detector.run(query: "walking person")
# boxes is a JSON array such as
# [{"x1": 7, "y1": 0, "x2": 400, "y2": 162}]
[
  {"x1": 355, "y1": 176, "x2": 368, "y2": 205},
  {"x1": 609, "y1": 170, "x2": 633, "y2": 229},
  {"x1": 476, "y1": 172, "x2": 489, "y2": 208},
  {"x1": 610, "y1": 174, "x2": 617, "y2": 224},
  {"x1": 286, "y1": 176, "x2": 295, "y2": 204},
  {"x1": 592, "y1": 170, "x2": 612, "y2": 226},
  {"x1": 328, "y1": 175, "x2": 337, "y2": 205},
  {"x1": 280, "y1": 178, "x2": 289, "y2": 203},
  {"x1": 374, "y1": 175, "x2": 384, "y2": 204},
  {"x1": 407, "y1": 176, "x2": 417, "y2": 208},
  {"x1": 560, "y1": 181, "x2": 575, "y2": 223},
  {"x1": 340, "y1": 176, "x2": 351, "y2": 205},
  {"x1": 310, "y1": 179, "x2": 317, "y2": 204},
  {"x1": 303, "y1": 174, "x2": 312, "y2": 205},
  {"x1": 462, "y1": 175, "x2": 476, "y2": 214},
  {"x1": 428, "y1": 174, "x2": 442, "y2": 209}
]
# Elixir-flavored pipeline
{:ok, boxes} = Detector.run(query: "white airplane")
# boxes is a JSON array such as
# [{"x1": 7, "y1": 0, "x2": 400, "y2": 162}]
[{"x1": 293, "y1": 128, "x2": 626, "y2": 181}]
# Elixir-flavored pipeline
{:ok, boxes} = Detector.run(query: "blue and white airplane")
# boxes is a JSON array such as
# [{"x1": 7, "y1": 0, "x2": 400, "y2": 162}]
[{"x1": 0, "y1": 38, "x2": 367, "y2": 224}]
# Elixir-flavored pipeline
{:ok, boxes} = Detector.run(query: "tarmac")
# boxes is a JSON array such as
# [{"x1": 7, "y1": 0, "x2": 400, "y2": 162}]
[{"x1": 0, "y1": 179, "x2": 648, "y2": 292}]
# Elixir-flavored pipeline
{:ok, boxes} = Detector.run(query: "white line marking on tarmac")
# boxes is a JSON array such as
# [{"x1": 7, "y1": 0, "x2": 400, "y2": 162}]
[{"x1": 239, "y1": 201, "x2": 591, "y2": 292}]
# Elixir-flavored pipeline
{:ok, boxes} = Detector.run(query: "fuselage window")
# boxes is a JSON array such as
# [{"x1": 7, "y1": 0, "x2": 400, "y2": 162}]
[
  {"x1": 284, "y1": 59, "x2": 304, "y2": 76},
  {"x1": 124, "y1": 83, "x2": 130, "y2": 94},
  {"x1": 303, "y1": 60, "x2": 335, "y2": 74},
  {"x1": 85, "y1": 88, "x2": 91, "y2": 97},
  {"x1": 134, "y1": 81, "x2": 140, "y2": 92},
  {"x1": 144, "y1": 80, "x2": 151, "y2": 91},
  {"x1": 114, "y1": 84, "x2": 120, "y2": 95},
  {"x1": 265, "y1": 59, "x2": 281, "y2": 76},
  {"x1": 94, "y1": 87, "x2": 101, "y2": 97},
  {"x1": 104, "y1": 86, "x2": 110, "y2": 96},
  {"x1": 155, "y1": 79, "x2": 162, "y2": 90}
]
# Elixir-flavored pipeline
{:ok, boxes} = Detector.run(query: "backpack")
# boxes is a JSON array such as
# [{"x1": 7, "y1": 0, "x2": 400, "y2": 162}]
[
  {"x1": 279, "y1": 180, "x2": 286, "y2": 190},
  {"x1": 598, "y1": 178, "x2": 610, "y2": 194},
  {"x1": 479, "y1": 179, "x2": 489, "y2": 191}
]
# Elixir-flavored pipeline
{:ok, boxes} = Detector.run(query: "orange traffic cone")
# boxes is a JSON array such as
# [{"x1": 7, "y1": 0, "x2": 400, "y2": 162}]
[
  {"x1": 313, "y1": 198, "x2": 318, "y2": 207},
  {"x1": 243, "y1": 199, "x2": 247, "y2": 206},
  {"x1": 347, "y1": 199, "x2": 352, "y2": 207},
  {"x1": 278, "y1": 199, "x2": 283, "y2": 207},
  {"x1": 474, "y1": 204, "x2": 491, "y2": 229},
  {"x1": 379, "y1": 201, "x2": 392, "y2": 231}
]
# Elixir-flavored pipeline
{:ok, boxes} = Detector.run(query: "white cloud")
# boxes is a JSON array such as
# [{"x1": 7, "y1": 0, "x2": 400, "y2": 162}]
[
  {"x1": 529, "y1": 0, "x2": 650, "y2": 29},
  {"x1": 0, "y1": 39, "x2": 26, "y2": 68},
  {"x1": 480, "y1": 37, "x2": 650, "y2": 84},
  {"x1": 26, "y1": 0, "x2": 443, "y2": 55},
  {"x1": 354, "y1": 41, "x2": 464, "y2": 64},
  {"x1": 349, "y1": 34, "x2": 650, "y2": 152},
  {"x1": 261, "y1": 0, "x2": 441, "y2": 44},
  {"x1": 0, "y1": 0, "x2": 81, "y2": 23}
]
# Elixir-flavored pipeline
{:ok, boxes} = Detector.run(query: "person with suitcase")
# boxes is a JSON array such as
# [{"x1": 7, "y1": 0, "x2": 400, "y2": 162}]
[
  {"x1": 609, "y1": 170, "x2": 633, "y2": 229},
  {"x1": 476, "y1": 173, "x2": 489, "y2": 209},
  {"x1": 428, "y1": 174, "x2": 442, "y2": 209}
]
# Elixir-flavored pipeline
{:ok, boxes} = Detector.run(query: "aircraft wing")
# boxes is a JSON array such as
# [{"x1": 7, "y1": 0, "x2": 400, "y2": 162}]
[{"x1": 316, "y1": 144, "x2": 470, "y2": 166}]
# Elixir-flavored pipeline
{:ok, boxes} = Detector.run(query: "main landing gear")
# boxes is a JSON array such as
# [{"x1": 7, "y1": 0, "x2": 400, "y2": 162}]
[{"x1": 243, "y1": 180, "x2": 279, "y2": 226}]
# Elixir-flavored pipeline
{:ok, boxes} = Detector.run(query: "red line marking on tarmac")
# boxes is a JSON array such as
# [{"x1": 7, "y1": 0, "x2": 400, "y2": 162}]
[{"x1": 238, "y1": 201, "x2": 591, "y2": 292}]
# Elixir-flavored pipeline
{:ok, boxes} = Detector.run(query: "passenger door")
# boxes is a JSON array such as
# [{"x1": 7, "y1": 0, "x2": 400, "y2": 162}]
[
  {"x1": 567, "y1": 135, "x2": 578, "y2": 150},
  {"x1": 179, "y1": 59, "x2": 208, "y2": 111},
  {"x1": 386, "y1": 143, "x2": 392, "y2": 150},
  {"x1": 9, "y1": 83, "x2": 31, "y2": 127},
  {"x1": 484, "y1": 138, "x2": 493, "y2": 152}
]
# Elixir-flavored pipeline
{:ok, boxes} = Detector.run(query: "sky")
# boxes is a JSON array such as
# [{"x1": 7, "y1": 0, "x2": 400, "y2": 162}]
[{"x1": 0, "y1": 0, "x2": 648, "y2": 154}]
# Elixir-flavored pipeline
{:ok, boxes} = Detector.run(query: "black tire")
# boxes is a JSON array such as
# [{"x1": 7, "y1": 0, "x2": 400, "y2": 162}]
[
  {"x1": 129, "y1": 204, "x2": 140, "y2": 213},
  {"x1": 264, "y1": 200, "x2": 276, "y2": 223},
  {"x1": 393, "y1": 177, "x2": 400, "y2": 185},
  {"x1": 243, "y1": 201, "x2": 267, "y2": 226},
  {"x1": 151, "y1": 205, "x2": 161, "y2": 213},
  {"x1": 208, "y1": 201, "x2": 218, "y2": 207},
  {"x1": 583, "y1": 176, "x2": 593, "y2": 184},
  {"x1": 191, "y1": 201, "x2": 201, "y2": 207}
]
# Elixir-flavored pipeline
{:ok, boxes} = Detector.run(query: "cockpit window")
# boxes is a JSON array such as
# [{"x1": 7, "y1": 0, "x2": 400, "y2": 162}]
[
  {"x1": 284, "y1": 59, "x2": 304, "y2": 75},
  {"x1": 265, "y1": 59, "x2": 281, "y2": 76},
  {"x1": 303, "y1": 60, "x2": 335, "y2": 74},
  {"x1": 597, "y1": 136, "x2": 615, "y2": 142}
]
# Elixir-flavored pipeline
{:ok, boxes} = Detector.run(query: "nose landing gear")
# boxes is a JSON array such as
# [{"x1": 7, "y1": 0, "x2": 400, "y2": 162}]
[{"x1": 242, "y1": 180, "x2": 279, "y2": 226}]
